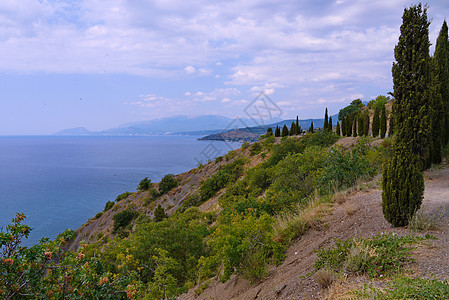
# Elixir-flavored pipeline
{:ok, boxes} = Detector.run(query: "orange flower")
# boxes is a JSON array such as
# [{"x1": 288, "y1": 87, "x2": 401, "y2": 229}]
[
  {"x1": 44, "y1": 251, "x2": 53, "y2": 260},
  {"x1": 76, "y1": 252, "x2": 85, "y2": 260},
  {"x1": 99, "y1": 276, "x2": 109, "y2": 285},
  {"x1": 3, "y1": 258, "x2": 14, "y2": 265},
  {"x1": 126, "y1": 285, "x2": 137, "y2": 299}
]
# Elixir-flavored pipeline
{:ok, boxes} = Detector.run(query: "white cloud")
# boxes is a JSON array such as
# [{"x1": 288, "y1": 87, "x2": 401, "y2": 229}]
[
  {"x1": 187, "y1": 88, "x2": 242, "y2": 102},
  {"x1": 184, "y1": 65, "x2": 196, "y2": 74}
]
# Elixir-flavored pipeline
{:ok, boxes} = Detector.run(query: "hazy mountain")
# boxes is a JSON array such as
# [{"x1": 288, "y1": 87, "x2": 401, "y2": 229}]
[
  {"x1": 55, "y1": 115, "x2": 283, "y2": 136},
  {"x1": 55, "y1": 127, "x2": 92, "y2": 135}
]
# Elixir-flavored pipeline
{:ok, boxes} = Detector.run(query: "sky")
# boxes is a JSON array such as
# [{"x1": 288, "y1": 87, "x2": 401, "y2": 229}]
[{"x1": 1, "y1": 0, "x2": 449, "y2": 135}]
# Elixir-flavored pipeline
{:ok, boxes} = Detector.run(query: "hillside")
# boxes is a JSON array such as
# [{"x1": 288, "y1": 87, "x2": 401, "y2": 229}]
[{"x1": 180, "y1": 162, "x2": 449, "y2": 299}]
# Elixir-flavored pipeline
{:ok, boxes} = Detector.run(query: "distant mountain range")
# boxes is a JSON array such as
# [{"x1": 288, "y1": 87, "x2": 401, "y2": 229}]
[
  {"x1": 55, "y1": 114, "x2": 336, "y2": 141},
  {"x1": 55, "y1": 115, "x2": 280, "y2": 136}
]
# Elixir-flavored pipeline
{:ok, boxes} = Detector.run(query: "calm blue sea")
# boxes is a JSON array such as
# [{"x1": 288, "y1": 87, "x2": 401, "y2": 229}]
[{"x1": 0, "y1": 136, "x2": 239, "y2": 245}]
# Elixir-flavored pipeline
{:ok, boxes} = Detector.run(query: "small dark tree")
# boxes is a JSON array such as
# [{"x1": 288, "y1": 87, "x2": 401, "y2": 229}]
[
  {"x1": 341, "y1": 116, "x2": 346, "y2": 136},
  {"x1": 380, "y1": 104, "x2": 387, "y2": 138},
  {"x1": 281, "y1": 124, "x2": 289, "y2": 137},
  {"x1": 324, "y1": 108, "x2": 329, "y2": 131},
  {"x1": 336, "y1": 121, "x2": 341, "y2": 136},
  {"x1": 266, "y1": 127, "x2": 273, "y2": 136},
  {"x1": 309, "y1": 122, "x2": 314, "y2": 134},
  {"x1": 275, "y1": 125, "x2": 281, "y2": 137},
  {"x1": 352, "y1": 118, "x2": 357, "y2": 137},
  {"x1": 328, "y1": 116, "x2": 333, "y2": 132},
  {"x1": 154, "y1": 204, "x2": 168, "y2": 222},
  {"x1": 372, "y1": 107, "x2": 380, "y2": 137},
  {"x1": 289, "y1": 122, "x2": 296, "y2": 136},
  {"x1": 137, "y1": 177, "x2": 152, "y2": 191}
]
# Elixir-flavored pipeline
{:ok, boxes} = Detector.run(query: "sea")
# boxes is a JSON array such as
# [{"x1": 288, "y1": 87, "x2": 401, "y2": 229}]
[{"x1": 0, "y1": 135, "x2": 239, "y2": 246}]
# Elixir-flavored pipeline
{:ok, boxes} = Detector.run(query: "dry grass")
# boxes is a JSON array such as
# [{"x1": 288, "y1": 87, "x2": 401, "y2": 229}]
[
  {"x1": 343, "y1": 201, "x2": 357, "y2": 216},
  {"x1": 314, "y1": 269, "x2": 336, "y2": 288},
  {"x1": 321, "y1": 280, "x2": 364, "y2": 300},
  {"x1": 273, "y1": 193, "x2": 332, "y2": 243},
  {"x1": 408, "y1": 209, "x2": 445, "y2": 232},
  {"x1": 332, "y1": 191, "x2": 347, "y2": 204}
]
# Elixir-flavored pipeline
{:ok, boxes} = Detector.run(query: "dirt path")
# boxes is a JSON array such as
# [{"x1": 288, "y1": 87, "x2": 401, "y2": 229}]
[{"x1": 180, "y1": 165, "x2": 449, "y2": 300}]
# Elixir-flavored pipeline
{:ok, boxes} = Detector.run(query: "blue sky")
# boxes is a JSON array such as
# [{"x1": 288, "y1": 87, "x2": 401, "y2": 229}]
[{"x1": 1, "y1": 0, "x2": 448, "y2": 135}]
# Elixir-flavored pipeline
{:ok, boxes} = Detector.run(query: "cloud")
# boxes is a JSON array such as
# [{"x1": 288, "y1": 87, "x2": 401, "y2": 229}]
[
  {"x1": 186, "y1": 88, "x2": 242, "y2": 102},
  {"x1": 184, "y1": 65, "x2": 196, "y2": 74},
  {"x1": 1, "y1": 0, "x2": 449, "y2": 120}
]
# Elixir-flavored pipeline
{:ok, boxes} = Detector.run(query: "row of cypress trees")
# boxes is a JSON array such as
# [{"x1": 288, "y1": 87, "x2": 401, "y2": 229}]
[
  {"x1": 382, "y1": 4, "x2": 449, "y2": 227},
  {"x1": 335, "y1": 104, "x2": 388, "y2": 138},
  {"x1": 272, "y1": 116, "x2": 301, "y2": 137}
]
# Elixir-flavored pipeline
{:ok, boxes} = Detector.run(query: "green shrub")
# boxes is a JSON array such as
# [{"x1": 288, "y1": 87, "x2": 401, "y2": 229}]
[
  {"x1": 199, "y1": 158, "x2": 245, "y2": 201},
  {"x1": 314, "y1": 233, "x2": 428, "y2": 278},
  {"x1": 358, "y1": 276, "x2": 449, "y2": 299},
  {"x1": 301, "y1": 130, "x2": 339, "y2": 148},
  {"x1": 115, "y1": 191, "x2": 132, "y2": 202},
  {"x1": 57, "y1": 228, "x2": 76, "y2": 241},
  {"x1": 159, "y1": 174, "x2": 178, "y2": 194},
  {"x1": 137, "y1": 177, "x2": 152, "y2": 191},
  {"x1": 250, "y1": 142, "x2": 262, "y2": 155},
  {"x1": 104, "y1": 200, "x2": 115, "y2": 211},
  {"x1": 206, "y1": 213, "x2": 282, "y2": 282},
  {"x1": 154, "y1": 204, "x2": 168, "y2": 222},
  {"x1": 267, "y1": 137, "x2": 304, "y2": 166},
  {"x1": 95, "y1": 212, "x2": 103, "y2": 219},
  {"x1": 319, "y1": 147, "x2": 374, "y2": 192},
  {"x1": 112, "y1": 209, "x2": 138, "y2": 233}
]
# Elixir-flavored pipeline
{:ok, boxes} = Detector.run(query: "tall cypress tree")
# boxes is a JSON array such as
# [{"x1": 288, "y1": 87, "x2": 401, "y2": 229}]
[
  {"x1": 309, "y1": 122, "x2": 314, "y2": 134},
  {"x1": 357, "y1": 114, "x2": 364, "y2": 136},
  {"x1": 380, "y1": 104, "x2": 387, "y2": 138},
  {"x1": 275, "y1": 125, "x2": 281, "y2": 137},
  {"x1": 352, "y1": 118, "x2": 357, "y2": 137},
  {"x1": 336, "y1": 121, "x2": 341, "y2": 136},
  {"x1": 372, "y1": 107, "x2": 380, "y2": 137},
  {"x1": 390, "y1": 3, "x2": 431, "y2": 166},
  {"x1": 296, "y1": 116, "x2": 300, "y2": 135},
  {"x1": 363, "y1": 112, "x2": 370, "y2": 136},
  {"x1": 324, "y1": 108, "x2": 329, "y2": 131},
  {"x1": 346, "y1": 117, "x2": 352, "y2": 136},
  {"x1": 341, "y1": 117, "x2": 346, "y2": 136},
  {"x1": 432, "y1": 20, "x2": 449, "y2": 153},
  {"x1": 328, "y1": 116, "x2": 333, "y2": 132},
  {"x1": 289, "y1": 122, "x2": 296, "y2": 136},
  {"x1": 383, "y1": 4, "x2": 429, "y2": 227},
  {"x1": 281, "y1": 124, "x2": 289, "y2": 137}
]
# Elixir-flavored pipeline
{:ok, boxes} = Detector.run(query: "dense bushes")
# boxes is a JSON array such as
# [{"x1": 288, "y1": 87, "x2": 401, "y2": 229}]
[
  {"x1": 159, "y1": 174, "x2": 178, "y2": 194},
  {"x1": 112, "y1": 209, "x2": 138, "y2": 234},
  {"x1": 199, "y1": 158, "x2": 245, "y2": 201},
  {"x1": 137, "y1": 177, "x2": 152, "y2": 191},
  {"x1": 104, "y1": 200, "x2": 114, "y2": 211},
  {"x1": 115, "y1": 191, "x2": 132, "y2": 202}
]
